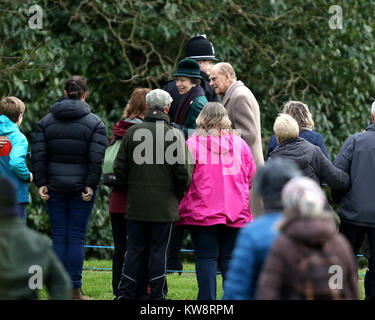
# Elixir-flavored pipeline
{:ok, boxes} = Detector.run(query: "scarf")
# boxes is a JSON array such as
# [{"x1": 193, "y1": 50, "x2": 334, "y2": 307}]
[{"x1": 174, "y1": 85, "x2": 205, "y2": 125}]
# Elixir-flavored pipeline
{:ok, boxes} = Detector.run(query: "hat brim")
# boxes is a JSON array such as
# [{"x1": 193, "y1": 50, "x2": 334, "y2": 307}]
[
  {"x1": 173, "y1": 72, "x2": 203, "y2": 79},
  {"x1": 186, "y1": 56, "x2": 218, "y2": 61}
]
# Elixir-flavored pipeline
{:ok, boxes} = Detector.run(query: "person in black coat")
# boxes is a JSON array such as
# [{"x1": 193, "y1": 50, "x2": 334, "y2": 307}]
[
  {"x1": 31, "y1": 76, "x2": 107, "y2": 300},
  {"x1": 268, "y1": 113, "x2": 349, "y2": 193},
  {"x1": 163, "y1": 35, "x2": 221, "y2": 123}
]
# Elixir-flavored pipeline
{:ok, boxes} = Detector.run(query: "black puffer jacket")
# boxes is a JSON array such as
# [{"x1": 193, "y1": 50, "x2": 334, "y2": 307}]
[
  {"x1": 31, "y1": 98, "x2": 107, "y2": 192},
  {"x1": 268, "y1": 137, "x2": 349, "y2": 192}
]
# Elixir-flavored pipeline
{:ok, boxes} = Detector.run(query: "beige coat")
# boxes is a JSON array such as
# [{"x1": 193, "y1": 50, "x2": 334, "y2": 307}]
[
  {"x1": 222, "y1": 80, "x2": 264, "y2": 166},
  {"x1": 222, "y1": 80, "x2": 264, "y2": 216}
]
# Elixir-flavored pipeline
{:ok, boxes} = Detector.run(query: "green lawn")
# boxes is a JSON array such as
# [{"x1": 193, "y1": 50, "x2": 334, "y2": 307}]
[
  {"x1": 38, "y1": 259, "x2": 365, "y2": 300},
  {"x1": 38, "y1": 260, "x2": 223, "y2": 300}
]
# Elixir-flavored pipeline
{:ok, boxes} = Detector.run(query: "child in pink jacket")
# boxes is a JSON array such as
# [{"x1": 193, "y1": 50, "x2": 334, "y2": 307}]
[{"x1": 177, "y1": 102, "x2": 256, "y2": 300}]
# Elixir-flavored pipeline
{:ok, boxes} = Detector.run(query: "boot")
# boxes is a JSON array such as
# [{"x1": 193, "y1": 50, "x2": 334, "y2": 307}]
[{"x1": 72, "y1": 288, "x2": 90, "y2": 300}]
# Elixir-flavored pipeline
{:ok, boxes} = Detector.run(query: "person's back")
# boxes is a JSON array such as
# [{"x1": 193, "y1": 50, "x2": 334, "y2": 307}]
[
  {"x1": 256, "y1": 177, "x2": 359, "y2": 300},
  {"x1": 267, "y1": 130, "x2": 329, "y2": 159},
  {"x1": 115, "y1": 107, "x2": 193, "y2": 222},
  {"x1": 269, "y1": 114, "x2": 349, "y2": 192},
  {"x1": 32, "y1": 96, "x2": 106, "y2": 193},
  {"x1": 334, "y1": 125, "x2": 375, "y2": 225},
  {"x1": 0, "y1": 97, "x2": 32, "y2": 222},
  {"x1": 0, "y1": 178, "x2": 71, "y2": 300},
  {"x1": 223, "y1": 158, "x2": 302, "y2": 300}
]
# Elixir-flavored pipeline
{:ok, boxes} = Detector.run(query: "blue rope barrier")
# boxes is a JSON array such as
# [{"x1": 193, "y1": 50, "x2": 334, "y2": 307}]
[{"x1": 82, "y1": 245, "x2": 367, "y2": 274}]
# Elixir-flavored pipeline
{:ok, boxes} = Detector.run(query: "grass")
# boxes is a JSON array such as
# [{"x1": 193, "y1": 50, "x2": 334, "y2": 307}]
[
  {"x1": 38, "y1": 260, "x2": 223, "y2": 300},
  {"x1": 38, "y1": 259, "x2": 365, "y2": 300}
]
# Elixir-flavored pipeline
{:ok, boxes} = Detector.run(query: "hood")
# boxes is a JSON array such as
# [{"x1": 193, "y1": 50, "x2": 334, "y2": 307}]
[
  {"x1": 194, "y1": 133, "x2": 238, "y2": 155},
  {"x1": 282, "y1": 217, "x2": 336, "y2": 246},
  {"x1": 51, "y1": 98, "x2": 91, "y2": 120},
  {"x1": 0, "y1": 115, "x2": 18, "y2": 135},
  {"x1": 271, "y1": 137, "x2": 313, "y2": 171},
  {"x1": 113, "y1": 119, "x2": 141, "y2": 138}
]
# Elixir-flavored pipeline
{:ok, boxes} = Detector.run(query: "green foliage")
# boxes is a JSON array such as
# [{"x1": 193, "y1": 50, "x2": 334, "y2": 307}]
[{"x1": 1, "y1": 0, "x2": 374, "y2": 245}]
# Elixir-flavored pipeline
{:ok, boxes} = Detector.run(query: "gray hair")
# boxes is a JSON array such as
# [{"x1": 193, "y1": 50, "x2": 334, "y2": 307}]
[
  {"x1": 145, "y1": 89, "x2": 173, "y2": 112},
  {"x1": 213, "y1": 62, "x2": 237, "y2": 80}
]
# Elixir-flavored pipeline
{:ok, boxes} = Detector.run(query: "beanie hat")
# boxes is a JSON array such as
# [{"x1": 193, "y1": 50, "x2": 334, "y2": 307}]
[
  {"x1": 146, "y1": 89, "x2": 173, "y2": 109},
  {"x1": 253, "y1": 158, "x2": 302, "y2": 200},
  {"x1": 278, "y1": 176, "x2": 332, "y2": 229},
  {"x1": 173, "y1": 58, "x2": 203, "y2": 79},
  {"x1": 0, "y1": 178, "x2": 17, "y2": 217},
  {"x1": 185, "y1": 35, "x2": 217, "y2": 61}
]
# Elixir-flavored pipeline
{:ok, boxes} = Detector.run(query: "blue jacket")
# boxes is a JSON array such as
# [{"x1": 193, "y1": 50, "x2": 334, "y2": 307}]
[
  {"x1": 0, "y1": 115, "x2": 30, "y2": 203},
  {"x1": 267, "y1": 130, "x2": 329, "y2": 159},
  {"x1": 223, "y1": 213, "x2": 282, "y2": 300}
]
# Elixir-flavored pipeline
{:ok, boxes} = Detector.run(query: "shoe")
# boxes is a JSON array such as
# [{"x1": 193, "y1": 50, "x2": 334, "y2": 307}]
[
  {"x1": 167, "y1": 260, "x2": 183, "y2": 275},
  {"x1": 72, "y1": 288, "x2": 90, "y2": 300}
]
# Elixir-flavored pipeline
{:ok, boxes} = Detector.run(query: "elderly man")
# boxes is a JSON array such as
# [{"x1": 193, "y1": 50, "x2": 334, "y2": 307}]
[
  {"x1": 333, "y1": 101, "x2": 375, "y2": 301},
  {"x1": 209, "y1": 62, "x2": 263, "y2": 215},
  {"x1": 114, "y1": 89, "x2": 193, "y2": 300}
]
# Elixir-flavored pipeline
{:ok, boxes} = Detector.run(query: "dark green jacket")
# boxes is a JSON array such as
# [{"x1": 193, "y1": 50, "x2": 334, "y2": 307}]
[
  {"x1": 183, "y1": 95, "x2": 208, "y2": 139},
  {"x1": 0, "y1": 216, "x2": 72, "y2": 300},
  {"x1": 114, "y1": 109, "x2": 194, "y2": 222}
]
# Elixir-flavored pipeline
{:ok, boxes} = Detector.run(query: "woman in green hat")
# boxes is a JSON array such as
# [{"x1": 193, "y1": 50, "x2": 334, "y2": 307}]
[{"x1": 172, "y1": 58, "x2": 208, "y2": 139}]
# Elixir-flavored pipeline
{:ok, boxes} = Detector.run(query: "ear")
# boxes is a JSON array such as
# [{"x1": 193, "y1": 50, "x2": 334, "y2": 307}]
[
  {"x1": 64, "y1": 90, "x2": 68, "y2": 97},
  {"x1": 16, "y1": 113, "x2": 23, "y2": 127},
  {"x1": 81, "y1": 92, "x2": 87, "y2": 101},
  {"x1": 165, "y1": 103, "x2": 171, "y2": 113},
  {"x1": 371, "y1": 113, "x2": 374, "y2": 123}
]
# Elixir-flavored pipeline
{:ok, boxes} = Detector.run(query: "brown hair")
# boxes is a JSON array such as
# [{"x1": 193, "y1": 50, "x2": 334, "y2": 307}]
[
  {"x1": 196, "y1": 102, "x2": 232, "y2": 135},
  {"x1": 65, "y1": 75, "x2": 88, "y2": 99},
  {"x1": 123, "y1": 88, "x2": 151, "y2": 119},
  {"x1": 282, "y1": 101, "x2": 314, "y2": 129},
  {"x1": 0, "y1": 96, "x2": 26, "y2": 123}
]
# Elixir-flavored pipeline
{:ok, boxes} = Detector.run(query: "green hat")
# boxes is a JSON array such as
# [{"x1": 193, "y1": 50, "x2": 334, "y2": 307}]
[{"x1": 173, "y1": 58, "x2": 203, "y2": 79}]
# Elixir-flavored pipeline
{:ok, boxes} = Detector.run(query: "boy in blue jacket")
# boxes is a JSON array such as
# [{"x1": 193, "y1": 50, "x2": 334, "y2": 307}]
[{"x1": 0, "y1": 96, "x2": 32, "y2": 222}]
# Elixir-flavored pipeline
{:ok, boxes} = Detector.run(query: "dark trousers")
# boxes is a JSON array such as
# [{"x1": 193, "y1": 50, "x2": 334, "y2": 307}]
[
  {"x1": 110, "y1": 213, "x2": 127, "y2": 298},
  {"x1": 190, "y1": 225, "x2": 239, "y2": 300},
  {"x1": 339, "y1": 221, "x2": 375, "y2": 299},
  {"x1": 167, "y1": 225, "x2": 185, "y2": 271},
  {"x1": 118, "y1": 220, "x2": 172, "y2": 300}
]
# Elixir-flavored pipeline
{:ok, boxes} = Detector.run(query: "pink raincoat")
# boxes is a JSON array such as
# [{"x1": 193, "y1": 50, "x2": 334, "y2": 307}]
[{"x1": 177, "y1": 133, "x2": 256, "y2": 228}]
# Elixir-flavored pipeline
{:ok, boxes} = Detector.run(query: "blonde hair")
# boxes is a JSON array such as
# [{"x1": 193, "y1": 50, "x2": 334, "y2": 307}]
[
  {"x1": 282, "y1": 101, "x2": 314, "y2": 129},
  {"x1": 196, "y1": 102, "x2": 232, "y2": 135},
  {"x1": 213, "y1": 62, "x2": 237, "y2": 80},
  {"x1": 0, "y1": 96, "x2": 25, "y2": 123},
  {"x1": 122, "y1": 88, "x2": 151, "y2": 120},
  {"x1": 273, "y1": 113, "x2": 299, "y2": 142}
]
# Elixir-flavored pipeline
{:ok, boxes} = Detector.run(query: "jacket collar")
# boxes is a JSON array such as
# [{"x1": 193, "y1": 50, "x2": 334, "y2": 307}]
[
  {"x1": 366, "y1": 122, "x2": 375, "y2": 131},
  {"x1": 277, "y1": 137, "x2": 302, "y2": 148},
  {"x1": 222, "y1": 80, "x2": 244, "y2": 106},
  {"x1": 144, "y1": 109, "x2": 171, "y2": 124}
]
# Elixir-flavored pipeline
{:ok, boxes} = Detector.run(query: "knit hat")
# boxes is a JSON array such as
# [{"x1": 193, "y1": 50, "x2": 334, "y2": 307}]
[
  {"x1": 145, "y1": 89, "x2": 173, "y2": 109},
  {"x1": 0, "y1": 178, "x2": 17, "y2": 217},
  {"x1": 185, "y1": 35, "x2": 217, "y2": 61},
  {"x1": 278, "y1": 176, "x2": 332, "y2": 229},
  {"x1": 173, "y1": 58, "x2": 203, "y2": 79},
  {"x1": 253, "y1": 158, "x2": 302, "y2": 200}
]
